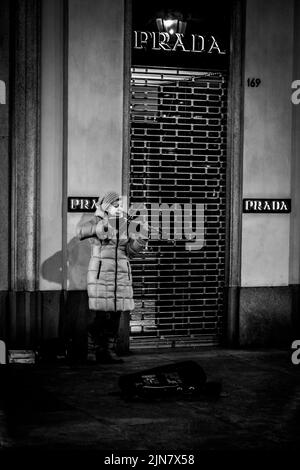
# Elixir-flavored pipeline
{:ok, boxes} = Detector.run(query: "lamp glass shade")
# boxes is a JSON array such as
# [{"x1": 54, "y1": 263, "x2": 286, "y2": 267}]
[{"x1": 156, "y1": 18, "x2": 187, "y2": 35}]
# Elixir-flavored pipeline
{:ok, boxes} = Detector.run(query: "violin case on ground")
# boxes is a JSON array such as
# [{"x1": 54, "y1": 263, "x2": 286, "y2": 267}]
[{"x1": 119, "y1": 360, "x2": 222, "y2": 400}]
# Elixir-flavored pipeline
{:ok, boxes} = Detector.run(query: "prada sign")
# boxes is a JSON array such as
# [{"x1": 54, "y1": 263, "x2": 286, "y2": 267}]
[
  {"x1": 134, "y1": 31, "x2": 226, "y2": 55},
  {"x1": 131, "y1": 0, "x2": 230, "y2": 69},
  {"x1": 243, "y1": 199, "x2": 291, "y2": 214},
  {"x1": 68, "y1": 197, "x2": 98, "y2": 212}
]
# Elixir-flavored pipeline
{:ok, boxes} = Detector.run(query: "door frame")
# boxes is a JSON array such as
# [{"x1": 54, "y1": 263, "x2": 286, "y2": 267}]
[{"x1": 122, "y1": 0, "x2": 245, "y2": 346}]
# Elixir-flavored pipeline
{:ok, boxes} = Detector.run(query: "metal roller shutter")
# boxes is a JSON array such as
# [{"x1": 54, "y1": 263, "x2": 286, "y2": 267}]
[{"x1": 129, "y1": 67, "x2": 227, "y2": 349}]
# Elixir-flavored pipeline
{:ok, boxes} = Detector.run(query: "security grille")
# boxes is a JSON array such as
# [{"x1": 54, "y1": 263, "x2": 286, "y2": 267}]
[{"x1": 129, "y1": 67, "x2": 227, "y2": 349}]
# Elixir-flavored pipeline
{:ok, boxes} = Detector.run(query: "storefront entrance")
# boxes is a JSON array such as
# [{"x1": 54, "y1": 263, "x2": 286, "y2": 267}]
[{"x1": 129, "y1": 67, "x2": 228, "y2": 348}]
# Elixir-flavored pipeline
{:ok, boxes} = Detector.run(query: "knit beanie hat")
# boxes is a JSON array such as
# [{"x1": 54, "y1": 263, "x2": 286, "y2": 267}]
[{"x1": 100, "y1": 191, "x2": 120, "y2": 212}]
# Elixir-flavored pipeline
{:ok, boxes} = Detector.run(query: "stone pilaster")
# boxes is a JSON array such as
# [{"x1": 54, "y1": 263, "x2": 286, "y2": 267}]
[{"x1": 11, "y1": 0, "x2": 41, "y2": 292}]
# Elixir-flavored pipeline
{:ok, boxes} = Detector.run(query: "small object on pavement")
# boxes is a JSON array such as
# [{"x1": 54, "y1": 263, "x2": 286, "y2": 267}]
[
  {"x1": 8, "y1": 350, "x2": 36, "y2": 364},
  {"x1": 119, "y1": 360, "x2": 222, "y2": 400},
  {"x1": 0, "y1": 340, "x2": 6, "y2": 365}
]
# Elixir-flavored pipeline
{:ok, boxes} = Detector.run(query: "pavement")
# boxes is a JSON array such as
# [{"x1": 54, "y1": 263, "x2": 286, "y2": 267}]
[{"x1": 0, "y1": 347, "x2": 299, "y2": 458}]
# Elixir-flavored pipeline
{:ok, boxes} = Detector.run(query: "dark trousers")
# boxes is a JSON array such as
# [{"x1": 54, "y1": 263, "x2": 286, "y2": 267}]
[{"x1": 87, "y1": 311, "x2": 122, "y2": 357}]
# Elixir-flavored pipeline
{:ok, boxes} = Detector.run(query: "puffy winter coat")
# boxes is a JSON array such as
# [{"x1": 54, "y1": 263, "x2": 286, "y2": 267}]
[{"x1": 77, "y1": 214, "x2": 146, "y2": 312}]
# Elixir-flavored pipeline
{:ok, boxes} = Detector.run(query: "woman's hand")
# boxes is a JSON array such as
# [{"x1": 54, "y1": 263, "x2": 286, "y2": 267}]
[{"x1": 94, "y1": 201, "x2": 105, "y2": 218}]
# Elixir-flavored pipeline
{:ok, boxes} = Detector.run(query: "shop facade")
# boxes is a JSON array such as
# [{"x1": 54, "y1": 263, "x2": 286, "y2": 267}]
[{"x1": 0, "y1": 0, "x2": 299, "y2": 353}]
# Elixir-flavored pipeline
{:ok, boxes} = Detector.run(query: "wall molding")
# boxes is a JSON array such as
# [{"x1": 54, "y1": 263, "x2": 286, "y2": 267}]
[
  {"x1": 0, "y1": 0, "x2": 10, "y2": 292},
  {"x1": 5, "y1": 285, "x2": 297, "y2": 350},
  {"x1": 239, "y1": 285, "x2": 296, "y2": 346},
  {"x1": 122, "y1": 0, "x2": 132, "y2": 200},
  {"x1": 225, "y1": 0, "x2": 246, "y2": 346},
  {"x1": 10, "y1": 0, "x2": 41, "y2": 291},
  {"x1": 289, "y1": 0, "x2": 300, "y2": 286}
]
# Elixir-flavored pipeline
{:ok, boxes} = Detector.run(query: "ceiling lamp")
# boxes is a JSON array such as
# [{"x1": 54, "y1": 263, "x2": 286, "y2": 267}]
[{"x1": 156, "y1": 17, "x2": 187, "y2": 36}]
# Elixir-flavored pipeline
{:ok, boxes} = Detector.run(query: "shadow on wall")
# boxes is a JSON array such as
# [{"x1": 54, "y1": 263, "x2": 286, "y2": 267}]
[
  {"x1": 41, "y1": 214, "x2": 92, "y2": 289},
  {"x1": 39, "y1": 215, "x2": 92, "y2": 355}
]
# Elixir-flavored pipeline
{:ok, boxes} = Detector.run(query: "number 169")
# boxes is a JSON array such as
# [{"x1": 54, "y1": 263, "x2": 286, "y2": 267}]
[{"x1": 247, "y1": 78, "x2": 261, "y2": 87}]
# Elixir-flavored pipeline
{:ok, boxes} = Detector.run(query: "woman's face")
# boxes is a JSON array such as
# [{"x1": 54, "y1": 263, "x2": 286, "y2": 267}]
[{"x1": 107, "y1": 200, "x2": 122, "y2": 216}]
